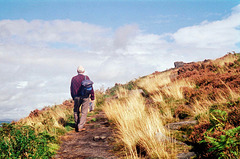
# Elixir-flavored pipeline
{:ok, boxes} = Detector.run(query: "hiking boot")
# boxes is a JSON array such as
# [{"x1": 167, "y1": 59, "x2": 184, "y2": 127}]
[
  {"x1": 79, "y1": 128, "x2": 86, "y2": 132},
  {"x1": 75, "y1": 124, "x2": 79, "y2": 132}
]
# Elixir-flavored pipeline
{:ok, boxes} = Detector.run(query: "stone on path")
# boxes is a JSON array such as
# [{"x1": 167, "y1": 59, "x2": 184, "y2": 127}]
[
  {"x1": 177, "y1": 152, "x2": 196, "y2": 159},
  {"x1": 166, "y1": 120, "x2": 198, "y2": 130}
]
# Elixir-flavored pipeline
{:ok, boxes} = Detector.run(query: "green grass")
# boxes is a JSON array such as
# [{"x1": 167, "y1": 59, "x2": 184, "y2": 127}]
[{"x1": 0, "y1": 123, "x2": 58, "y2": 158}]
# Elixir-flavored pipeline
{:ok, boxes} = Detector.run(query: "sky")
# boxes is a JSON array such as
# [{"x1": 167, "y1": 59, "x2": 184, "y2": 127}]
[{"x1": 0, "y1": 0, "x2": 240, "y2": 121}]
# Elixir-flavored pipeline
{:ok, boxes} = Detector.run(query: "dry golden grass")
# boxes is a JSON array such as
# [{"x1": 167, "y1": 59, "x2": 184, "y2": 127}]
[
  {"x1": 162, "y1": 80, "x2": 195, "y2": 100},
  {"x1": 116, "y1": 86, "x2": 130, "y2": 99},
  {"x1": 158, "y1": 100, "x2": 176, "y2": 124},
  {"x1": 191, "y1": 99, "x2": 212, "y2": 123},
  {"x1": 192, "y1": 96, "x2": 230, "y2": 123},
  {"x1": 191, "y1": 84, "x2": 240, "y2": 123},
  {"x1": 212, "y1": 53, "x2": 238, "y2": 67},
  {"x1": 149, "y1": 79, "x2": 194, "y2": 124},
  {"x1": 219, "y1": 80, "x2": 240, "y2": 100},
  {"x1": 151, "y1": 92, "x2": 175, "y2": 123},
  {"x1": 138, "y1": 69, "x2": 194, "y2": 100},
  {"x1": 151, "y1": 91, "x2": 164, "y2": 103},
  {"x1": 18, "y1": 104, "x2": 72, "y2": 135},
  {"x1": 137, "y1": 71, "x2": 172, "y2": 93},
  {"x1": 103, "y1": 88, "x2": 177, "y2": 158}
]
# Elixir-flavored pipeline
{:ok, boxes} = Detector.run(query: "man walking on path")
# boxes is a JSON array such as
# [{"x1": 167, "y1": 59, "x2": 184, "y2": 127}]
[{"x1": 70, "y1": 66, "x2": 95, "y2": 132}]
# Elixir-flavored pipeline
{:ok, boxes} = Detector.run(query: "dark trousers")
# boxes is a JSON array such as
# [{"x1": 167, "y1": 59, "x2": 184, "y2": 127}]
[{"x1": 74, "y1": 97, "x2": 90, "y2": 129}]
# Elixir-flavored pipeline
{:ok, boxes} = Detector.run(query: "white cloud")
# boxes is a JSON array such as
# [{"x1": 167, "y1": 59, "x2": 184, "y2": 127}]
[
  {"x1": 0, "y1": 4, "x2": 240, "y2": 120},
  {"x1": 16, "y1": 81, "x2": 28, "y2": 88},
  {"x1": 0, "y1": 19, "x2": 110, "y2": 45},
  {"x1": 172, "y1": 5, "x2": 240, "y2": 49},
  {"x1": 113, "y1": 24, "x2": 139, "y2": 50}
]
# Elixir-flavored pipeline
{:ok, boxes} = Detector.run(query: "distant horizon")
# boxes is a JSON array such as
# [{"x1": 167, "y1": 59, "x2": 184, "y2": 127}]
[
  {"x1": 0, "y1": 120, "x2": 12, "y2": 122},
  {"x1": 0, "y1": 120, "x2": 11, "y2": 127}
]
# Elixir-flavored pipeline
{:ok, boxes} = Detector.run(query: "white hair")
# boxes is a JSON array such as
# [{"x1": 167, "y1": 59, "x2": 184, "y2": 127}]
[{"x1": 77, "y1": 65, "x2": 85, "y2": 74}]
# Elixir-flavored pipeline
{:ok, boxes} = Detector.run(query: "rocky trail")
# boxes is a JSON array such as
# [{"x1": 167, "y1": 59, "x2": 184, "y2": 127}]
[{"x1": 54, "y1": 111, "x2": 117, "y2": 159}]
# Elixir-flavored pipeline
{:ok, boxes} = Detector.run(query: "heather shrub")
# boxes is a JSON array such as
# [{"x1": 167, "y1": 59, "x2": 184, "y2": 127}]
[
  {"x1": 201, "y1": 126, "x2": 240, "y2": 159},
  {"x1": 228, "y1": 107, "x2": 240, "y2": 127},
  {"x1": 174, "y1": 104, "x2": 193, "y2": 119},
  {"x1": 189, "y1": 107, "x2": 240, "y2": 158},
  {"x1": 200, "y1": 109, "x2": 240, "y2": 158}
]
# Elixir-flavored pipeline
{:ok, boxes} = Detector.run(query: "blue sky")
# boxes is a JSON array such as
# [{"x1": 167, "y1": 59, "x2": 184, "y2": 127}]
[
  {"x1": 0, "y1": 0, "x2": 240, "y2": 120},
  {"x1": 1, "y1": 0, "x2": 238, "y2": 33}
]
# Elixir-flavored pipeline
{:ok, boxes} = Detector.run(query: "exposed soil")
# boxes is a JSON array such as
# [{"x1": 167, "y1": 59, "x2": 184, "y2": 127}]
[{"x1": 54, "y1": 111, "x2": 117, "y2": 159}]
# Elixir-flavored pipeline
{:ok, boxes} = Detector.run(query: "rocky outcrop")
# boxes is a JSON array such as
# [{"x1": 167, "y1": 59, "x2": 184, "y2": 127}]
[{"x1": 174, "y1": 61, "x2": 185, "y2": 68}]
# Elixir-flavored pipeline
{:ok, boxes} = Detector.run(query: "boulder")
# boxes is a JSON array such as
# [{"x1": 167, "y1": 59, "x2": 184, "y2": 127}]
[{"x1": 174, "y1": 61, "x2": 185, "y2": 68}]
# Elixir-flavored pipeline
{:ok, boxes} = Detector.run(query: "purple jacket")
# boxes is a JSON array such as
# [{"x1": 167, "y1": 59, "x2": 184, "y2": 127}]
[{"x1": 70, "y1": 74, "x2": 95, "y2": 100}]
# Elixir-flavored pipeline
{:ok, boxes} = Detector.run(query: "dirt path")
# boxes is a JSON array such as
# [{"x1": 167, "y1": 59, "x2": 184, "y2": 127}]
[{"x1": 54, "y1": 111, "x2": 117, "y2": 159}]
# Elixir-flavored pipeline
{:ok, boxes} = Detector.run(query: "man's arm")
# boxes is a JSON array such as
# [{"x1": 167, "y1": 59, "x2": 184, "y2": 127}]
[
  {"x1": 90, "y1": 89, "x2": 95, "y2": 100},
  {"x1": 70, "y1": 78, "x2": 76, "y2": 99}
]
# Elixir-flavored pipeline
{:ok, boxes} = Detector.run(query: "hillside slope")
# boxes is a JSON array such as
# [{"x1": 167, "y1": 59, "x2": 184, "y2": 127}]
[
  {"x1": 1, "y1": 53, "x2": 239, "y2": 159},
  {"x1": 102, "y1": 52, "x2": 240, "y2": 158}
]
